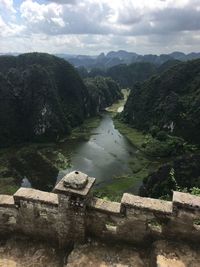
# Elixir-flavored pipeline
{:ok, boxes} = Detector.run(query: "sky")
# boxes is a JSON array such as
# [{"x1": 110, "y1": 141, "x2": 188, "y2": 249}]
[{"x1": 0, "y1": 0, "x2": 200, "y2": 55}]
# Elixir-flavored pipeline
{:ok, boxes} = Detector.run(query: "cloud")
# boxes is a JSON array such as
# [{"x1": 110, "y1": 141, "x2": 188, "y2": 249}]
[
  {"x1": 0, "y1": 16, "x2": 25, "y2": 38},
  {"x1": 20, "y1": 0, "x2": 113, "y2": 35},
  {"x1": 152, "y1": 7, "x2": 200, "y2": 33},
  {"x1": 19, "y1": 0, "x2": 200, "y2": 37},
  {"x1": 0, "y1": 0, "x2": 16, "y2": 13},
  {"x1": 45, "y1": 0, "x2": 77, "y2": 4},
  {"x1": 0, "y1": 0, "x2": 200, "y2": 54}
]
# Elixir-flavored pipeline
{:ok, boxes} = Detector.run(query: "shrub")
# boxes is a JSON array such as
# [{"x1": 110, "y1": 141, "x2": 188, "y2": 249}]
[
  {"x1": 156, "y1": 131, "x2": 168, "y2": 141},
  {"x1": 150, "y1": 125, "x2": 160, "y2": 138}
]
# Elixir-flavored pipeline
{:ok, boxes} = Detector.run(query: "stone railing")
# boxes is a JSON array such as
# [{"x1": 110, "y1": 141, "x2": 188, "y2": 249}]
[{"x1": 0, "y1": 171, "x2": 200, "y2": 247}]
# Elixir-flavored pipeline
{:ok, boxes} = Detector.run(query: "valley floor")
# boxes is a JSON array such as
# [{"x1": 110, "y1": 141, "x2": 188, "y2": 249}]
[{"x1": 0, "y1": 89, "x2": 164, "y2": 201}]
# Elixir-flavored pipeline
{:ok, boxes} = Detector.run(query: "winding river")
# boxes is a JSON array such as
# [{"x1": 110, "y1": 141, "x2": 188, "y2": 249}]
[{"x1": 56, "y1": 112, "x2": 138, "y2": 191}]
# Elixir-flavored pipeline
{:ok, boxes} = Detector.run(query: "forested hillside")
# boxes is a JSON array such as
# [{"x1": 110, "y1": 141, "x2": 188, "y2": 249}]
[
  {"x1": 123, "y1": 59, "x2": 200, "y2": 145},
  {"x1": 121, "y1": 59, "x2": 200, "y2": 199},
  {"x1": 78, "y1": 60, "x2": 181, "y2": 88},
  {"x1": 0, "y1": 53, "x2": 121, "y2": 147},
  {"x1": 85, "y1": 76, "x2": 122, "y2": 114},
  {"x1": 107, "y1": 62, "x2": 157, "y2": 87}
]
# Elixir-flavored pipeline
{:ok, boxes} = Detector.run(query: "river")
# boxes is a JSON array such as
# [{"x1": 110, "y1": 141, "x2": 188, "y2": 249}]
[
  {"x1": 19, "y1": 99, "x2": 142, "y2": 198},
  {"x1": 57, "y1": 112, "x2": 137, "y2": 190}
]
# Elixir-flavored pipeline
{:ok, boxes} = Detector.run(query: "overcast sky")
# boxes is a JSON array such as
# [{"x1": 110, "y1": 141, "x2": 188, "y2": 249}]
[{"x1": 0, "y1": 0, "x2": 200, "y2": 55}]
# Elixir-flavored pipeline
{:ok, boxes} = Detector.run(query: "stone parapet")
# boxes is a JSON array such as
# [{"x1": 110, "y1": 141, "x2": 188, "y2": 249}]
[
  {"x1": 173, "y1": 191, "x2": 200, "y2": 211},
  {"x1": 0, "y1": 172, "x2": 200, "y2": 246},
  {"x1": 14, "y1": 188, "x2": 59, "y2": 207},
  {"x1": 121, "y1": 193, "x2": 173, "y2": 215},
  {"x1": 89, "y1": 197, "x2": 121, "y2": 215},
  {"x1": 0, "y1": 195, "x2": 15, "y2": 208}
]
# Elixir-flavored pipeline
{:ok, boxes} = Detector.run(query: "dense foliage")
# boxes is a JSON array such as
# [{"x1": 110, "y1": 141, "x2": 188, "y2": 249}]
[
  {"x1": 140, "y1": 153, "x2": 200, "y2": 199},
  {"x1": 78, "y1": 62, "x2": 157, "y2": 88},
  {"x1": 0, "y1": 53, "x2": 91, "y2": 147},
  {"x1": 121, "y1": 59, "x2": 200, "y2": 198},
  {"x1": 0, "y1": 53, "x2": 122, "y2": 147},
  {"x1": 84, "y1": 76, "x2": 122, "y2": 114},
  {"x1": 107, "y1": 62, "x2": 157, "y2": 88},
  {"x1": 123, "y1": 59, "x2": 200, "y2": 145}
]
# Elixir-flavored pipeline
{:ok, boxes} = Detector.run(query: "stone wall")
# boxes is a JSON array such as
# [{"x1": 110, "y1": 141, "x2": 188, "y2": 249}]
[
  {"x1": 87, "y1": 192, "x2": 200, "y2": 244},
  {"x1": 0, "y1": 171, "x2": 200, "y2": 247}
]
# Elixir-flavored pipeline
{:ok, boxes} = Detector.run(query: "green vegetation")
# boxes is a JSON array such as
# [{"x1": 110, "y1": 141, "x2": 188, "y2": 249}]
[
  {"x1": 191, "y1": 187, "x2": 200, "y2": 197},
  {"x1": 0, "y1": 53, "x2": 122, "y2": 194},
  {"x1": 81, "y1": 62, "x2": 157, "y2": 88},
  {"x1": 147, "y1": 218, "x2": 162, "y2": 233},
  {"x1": 0, "y1": 53, "x2": 121, "y2": 148},
  {"x1": 0, "y1": 178, "x2": 19, "y2": 195},
  {"x1": 0, "y1": 53, "x2": 91, "y2": 147},
  {"x1": 193, "y1": 219, "x2": 200, "y2": 226},
  {"x1": 92, "y1": 118, "x2": 165, "y2": 201},
  {"x1": 84, "y1": 76, "x2": 122, "y2": 114},
  {"x1": 0, "y1": 115, "x2": 101, "y2": 195},
  {"x1": 67, "y1": 115, "x2": 101, "y2": 141},
  {"x1": 114, "y1": 118, "x2": 187, "y2": 158},
  {"x1": 106, "y1": 89, "x2": 130, "y2": 113},
  {"x1": 107, "y1": 62, "x2": 157, "y2": 87},
  {"x1": 93, "y1": 175, "x2": 136, "y2": 202},
  {"x1": 114, "y1": 120, "x2": 145, "y2": 149},
  {"x1": 120, "y1": 59, "x2": 200, "y2": 200},
  {"x1": 1, "y1": 53, "x2": 200, "y2": 201},
  {"x1": 123, "y1": 59, "x2": 200, "y2": 145}
]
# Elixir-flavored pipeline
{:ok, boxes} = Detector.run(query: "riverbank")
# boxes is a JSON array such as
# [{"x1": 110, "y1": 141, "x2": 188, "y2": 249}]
[
  {"x1": 91, "y1": 89, "x2": 159, "y2": 201},
  {"x1": 0, "y1": 89, "x2": 162, "y2": 200},
  {"x1": 0, "y1": 115, "x2": 102, "y2": 195},
  {"x1": 106, "y1": 89, "x2": 130, "y2": 113},
  {"x1": 93, "y1": 118, "x2": 164, "y2": 201}
]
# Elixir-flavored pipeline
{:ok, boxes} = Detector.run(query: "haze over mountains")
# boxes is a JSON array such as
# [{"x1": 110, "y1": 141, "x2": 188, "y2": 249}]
[
  {"x1": 59, "y1": 50, "x2": 200, "y2": 69},
  {"x1": 1, "y1": 51, "x2": 200, "y2": 70}
]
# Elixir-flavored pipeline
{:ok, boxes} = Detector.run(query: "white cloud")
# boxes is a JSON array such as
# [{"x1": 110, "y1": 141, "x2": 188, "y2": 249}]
[
  {"x1": 0, "y1": 0, "x2": 200, "y2": 54},
  {"x1": 46, "y1": 0, "x2": 76, "y2": 4},
  {"x1": 20, "y1": 0, "x2": 63, "y2": 23},
  {"x1": 0, "y1": 0, "x2": 15, "y2": 13},
  {"x1": 0, "y1": 15, "x2": 25, "y2": 37}
]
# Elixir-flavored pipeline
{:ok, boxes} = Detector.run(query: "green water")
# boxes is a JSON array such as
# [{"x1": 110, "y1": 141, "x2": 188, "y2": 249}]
[
  {"x1": 56, "y1": 112, "x2": 140, "y2": 192},
  {"x1": 0, "y1": 112, "x2": 145, "y2": 198}
]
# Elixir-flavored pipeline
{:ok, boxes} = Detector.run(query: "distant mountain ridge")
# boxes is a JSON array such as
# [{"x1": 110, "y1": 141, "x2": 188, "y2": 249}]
[
  {"x1": 1, "y1": 50, "x2": 200, "y2": 70},
  {"x1": 57, "y1": 50, "x2": 200, "y2": 69}
]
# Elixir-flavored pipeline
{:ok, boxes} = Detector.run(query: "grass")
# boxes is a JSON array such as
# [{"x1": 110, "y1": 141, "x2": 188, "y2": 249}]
[
  {"x1": 92, "y1": 117, "x2": 166, "y2": 201},
  {"x1": 148, "y1": 219, "x2": 162, "y2": 233},
  {"x1": 93, "y1": 170, "x2": 148, "y2": 202},
  {"x1": 0, "y1": 178, "x2": 19, "y2": 195},
  {"x1": 194, "y1": 219, "x2": 200, "y2": 226},
  {"x1": 69, "y1": 115, "x2": 101, "y2": 141},
  {"x1": 0, "y1": 115, "x2": 102, "y2": 195},
  {"x1": 106, "y1": 89, "x2": 130, "y2": 113},
  {"x1": 114, "y1": 119, "x2": 146, "y2": 149}
]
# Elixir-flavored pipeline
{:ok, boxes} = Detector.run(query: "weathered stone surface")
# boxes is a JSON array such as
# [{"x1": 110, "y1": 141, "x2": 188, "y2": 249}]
[
  {"x1": 1, "y1": 172, "x2": 200, "y2": 250},
  {"x1": 63, "y1": 171, "x2": 88, "y2": 190},
  {"x1": 0, "y1": 195, "x2": 14, "y2": 207},
  {"x1": 53, "y1": 172, "x2": 95, "y2": 197},
  {"x1": 14, "y1": 188, "x2": 58, "y2": 206},
  {"x1": 156, "y1": 255, "x2": 185, "y2": 267},
  {"x1": 152, "y1": 240, "x2": 200, "y2": 267},
  {"x1": 89, "y1": 197, "x2": 121, "y2": 214},
  {"x1": 121, "y1": 193, "x2": 172, "y2": 214},
  {"x1": 66, "y1": 242, "x2": 146, "y2": 267},
  {"x1": 0, "y1": 237, "x2": 62, "y2": 267},
  {"x1": 173, "y1": 191, "x2": 200, "y2": 210}
]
